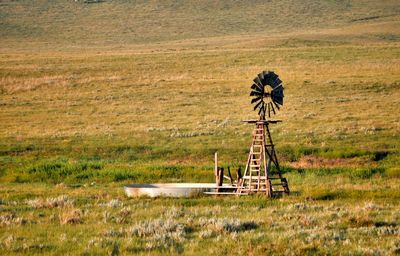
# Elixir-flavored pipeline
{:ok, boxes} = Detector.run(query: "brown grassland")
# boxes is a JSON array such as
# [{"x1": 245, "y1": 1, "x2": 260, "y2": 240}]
[{"x1": 1, "y1": 0, "x2": 400, "y2": 255}]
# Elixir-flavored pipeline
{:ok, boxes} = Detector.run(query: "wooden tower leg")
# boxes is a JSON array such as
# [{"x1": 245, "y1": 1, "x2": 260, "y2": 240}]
[{"x1": 264, "y1": 123, "x2": 290, "y2": 195}]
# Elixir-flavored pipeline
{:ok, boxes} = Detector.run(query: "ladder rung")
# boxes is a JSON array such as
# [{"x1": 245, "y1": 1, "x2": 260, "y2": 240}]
[
  {"x1": 250, "y1": 164, "x2": 260, "y2": 167},
  {"x1": 243, "y1": 176, "x2": 267, "y2": 180},
  {"x1": 244, "y1": 188, "x2": 268, "y2": 192}
]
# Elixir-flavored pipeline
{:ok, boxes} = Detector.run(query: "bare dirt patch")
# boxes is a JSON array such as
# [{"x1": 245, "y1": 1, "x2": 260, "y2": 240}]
[{"x1": 288, "y1": 156, "x2": 375, "y2": 169}]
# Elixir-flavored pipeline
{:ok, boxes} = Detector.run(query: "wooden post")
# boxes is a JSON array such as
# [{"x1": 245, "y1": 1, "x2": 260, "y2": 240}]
[
  {"x1": 216, "y1": 167, "x2": 224, "y2": 193},
  {"x1": 236, "y1": 167, "x2": 242, "y2": 189},
  {"x1": 214, "y1": 152, "x2": 218, "y2": 177},
  {"x1": 219, "y1": 167, "x2": 224, "y2": 187},
  {"x1": 227, "y1": 167, "x2": 234, "y2": 185},
  {"x1": 266, "y1": 179, "x2": 272, "y2": 197},
  {"x1": 215, "y1": 169, "x2": 219, "y2": 189}
]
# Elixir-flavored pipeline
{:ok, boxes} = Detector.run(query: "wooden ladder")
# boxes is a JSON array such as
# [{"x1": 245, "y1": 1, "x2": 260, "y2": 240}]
[{"x1": 237, "y1": 120, "x2": 289, "y2": 197}]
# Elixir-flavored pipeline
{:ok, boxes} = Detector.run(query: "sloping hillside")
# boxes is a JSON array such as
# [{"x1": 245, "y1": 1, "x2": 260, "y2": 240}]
[{"x1": 1, "y1": 0, "x2": 399, "y2": 48}]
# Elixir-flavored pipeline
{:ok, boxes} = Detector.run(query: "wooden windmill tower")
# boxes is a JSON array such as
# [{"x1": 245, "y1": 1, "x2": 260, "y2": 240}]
[{"x1": 237, "y1": 71, "x2": 290, "y2": 197}]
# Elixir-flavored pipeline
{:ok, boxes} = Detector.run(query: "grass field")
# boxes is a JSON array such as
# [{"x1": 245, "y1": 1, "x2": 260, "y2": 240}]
[{"x1": 1, "y1": 0, "x2": 400, "y2": 255}]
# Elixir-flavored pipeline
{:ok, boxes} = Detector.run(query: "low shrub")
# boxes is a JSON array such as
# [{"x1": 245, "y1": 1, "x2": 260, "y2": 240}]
[
  {"x1": 59, "y1": 208, "x2": 83, "y2": 225},
  {"x1": 26, "y1": 195, "x2": 73, "y2": 209},
  {"x1": 198, "y1": 217, "x2": 257, "y2": 234},
  {"x1": 129, "y1": 218, "x2": 187, "y2": 251}
]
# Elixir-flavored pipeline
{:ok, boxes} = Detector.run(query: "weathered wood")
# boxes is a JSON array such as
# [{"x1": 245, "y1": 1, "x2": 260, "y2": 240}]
[
  {"x1": 219, "y1": 167, "x2": 224, "y2": 187},
  {"x1": 215, "y1": 168, "x2": 220, "y2": 192},
  {"x1": 204, "y1": 191, "x2": 248, "y2": 195},
  {"x1": 236, "y1": 167, "x2": 242, "y2": 179},
  {"x1": 227, "y1": 167, "x2": 234, "y2": 185},
  {"x1": 214, "y1": 152, "x2": 218, "y2": 177},
  {"x1": 241, "y1": 119, "x2": 282, "y2": 124},
  {"x1": 216, "y1": 167, "x2": 224, "y2": 193},
  {"x1": 236, "y1": 119, "x2": 290, "y2": 197},
  {"x1": 236, "y1": 167, "x2": 243, "y2": 193}
]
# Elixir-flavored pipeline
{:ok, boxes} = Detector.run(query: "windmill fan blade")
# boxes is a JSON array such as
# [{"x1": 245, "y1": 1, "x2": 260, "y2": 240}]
[
  {"x1": 253, "y1": 100, "x2": 263, "y2": 111},
  {"x1": 253, "y1": 76, "x2": 262, "y2": 87},
  {"x1": 269, "y1": 71, "x2": 278, "y2": 80},
  {"x1": 257, "y1": 73, "x2": 264, "y2": 84},
  {"x1": 272, "y1": 91, "x2": 283, "y2": 98},
  {"x1": 272, "y1": 84, "x2": 283, "y2": 91},
  {"x1": 267, "y1": 72, "x2": 278, "y2": 86},
  {"x1": 251, "y1": 96, "x2": 262, "y2": 104},
  {"x1": 251, "y1": 83, "x2": 263, "y2": 93},
  {"x1": 258, "y1": 103, "x2": 265, "y2": 115},
  {"x1": 250, "y1": 90, "x2": 262, "y2": 96},
  {"x1": 271, "y1": 102, "x2": 276, "y2": 115},
  {"x1": 268, "y1": 103, "x2": 271, "y2": 117},
  {"x1": 273, "y1": 97, "x2": 283, "y2": 105},
  {"x1": 257, "y1": 71, "x2": 268, "y2": 85},
  {"x1": 272, "y1": 88, "x2": 284, "y2": 96},
  {"x1": 272, "y1": 101, "x2": 280, "y2": 110},
  {"x1": 272, "y1": 78, "x2": 282, "y2": 88},
  {"x1": 263, "y1": 75, "x2": 272, "y2": 85}
]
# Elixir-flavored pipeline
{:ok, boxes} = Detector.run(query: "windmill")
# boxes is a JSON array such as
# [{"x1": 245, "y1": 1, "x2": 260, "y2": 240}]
[{"x1": 237, "y1": 71, "x2": 290, "y2": 196}]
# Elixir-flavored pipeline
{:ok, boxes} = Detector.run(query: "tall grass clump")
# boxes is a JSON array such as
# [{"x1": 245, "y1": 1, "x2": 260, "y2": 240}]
[{"x1": 24, "y1": 158, "x2": 104, "y2": 183}]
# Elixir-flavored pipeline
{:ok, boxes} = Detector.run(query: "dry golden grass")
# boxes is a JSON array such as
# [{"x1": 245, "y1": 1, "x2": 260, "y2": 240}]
[{"x1": 0, "y1": 1, "x2": 400, "y2": 254}]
